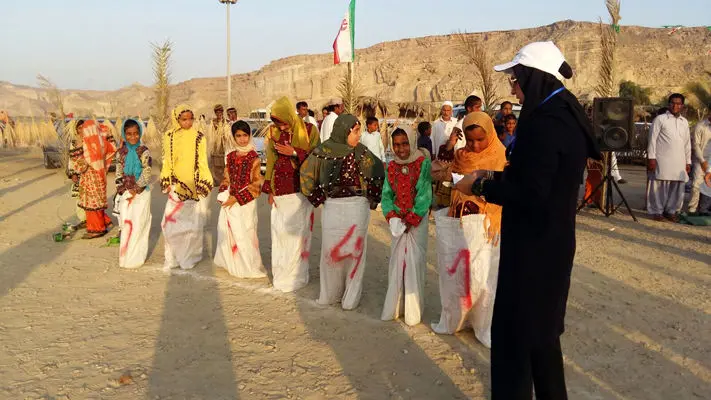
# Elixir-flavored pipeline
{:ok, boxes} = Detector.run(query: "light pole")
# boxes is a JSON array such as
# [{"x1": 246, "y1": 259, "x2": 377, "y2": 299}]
[{"x1": 219, "y1": 0, "x2": 238, "y2": 108}]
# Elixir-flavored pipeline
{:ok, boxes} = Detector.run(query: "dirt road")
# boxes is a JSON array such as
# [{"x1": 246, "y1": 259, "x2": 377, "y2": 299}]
[{"x1": 0, "y1": 149, "x2": 709, "y2": 399}]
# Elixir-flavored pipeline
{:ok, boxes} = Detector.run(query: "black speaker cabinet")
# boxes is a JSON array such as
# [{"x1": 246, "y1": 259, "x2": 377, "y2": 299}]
[{"x1": 592, "y1": 97, "x2": 634, "y2": 151}]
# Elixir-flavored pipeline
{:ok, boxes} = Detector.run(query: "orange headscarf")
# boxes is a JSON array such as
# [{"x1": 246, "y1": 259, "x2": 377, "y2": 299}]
[
  {"x1": 81, "y1": 120, "x2": 117, "y2": 175},
  {"x1": 450, "y1": 112, "x2": 507, "y2": 244}
]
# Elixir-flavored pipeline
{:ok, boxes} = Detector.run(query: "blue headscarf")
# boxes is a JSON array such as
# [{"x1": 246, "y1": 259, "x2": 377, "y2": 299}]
[{"x1": 121, "y1": 118, "x2": 144, "y2": 181}]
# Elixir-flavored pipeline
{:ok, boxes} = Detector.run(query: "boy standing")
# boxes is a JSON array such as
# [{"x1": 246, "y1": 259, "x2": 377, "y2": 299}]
[
  {"x1": 359, "y1": 117, "x2": 386, "y2": 164},
  {"x1": 417, "y1": 121, "x2": 433, "y2": 159}
]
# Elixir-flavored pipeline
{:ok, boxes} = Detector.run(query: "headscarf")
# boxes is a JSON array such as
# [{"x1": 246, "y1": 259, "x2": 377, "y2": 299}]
[
  {"x1": 450, "y1": 112, "x2": 507, "y2": 243},
  {"x1": 80, "y1": 120, "x2": 116, "y2": 174},
  {"x1": 513, "y1": 64, "x2": 601, "y2": 160},
  {"x1": 169, "y1": 104, "x2": 193, "y2": 132},
  {"x1": 264, "y1": 97, "x2": 319, "y2": 184},
  {"x1": 452, "y1": 112, "x2": 505, "y2": 172},
  {"x1": 392, "y1": 126, "x2": 429, "y2": 164},
  {"x1": 269, "y1": 96, "x2": 312, "y2": 151},
  {"x1": 121, "y1": 119, "x2": 144, "y2": 180},
  {"x1": 302, "y1": 113, "x2": 384, "y2": 191},
  {"x1": 229, "y1": 120, "x2": 256, "y2": 154}
]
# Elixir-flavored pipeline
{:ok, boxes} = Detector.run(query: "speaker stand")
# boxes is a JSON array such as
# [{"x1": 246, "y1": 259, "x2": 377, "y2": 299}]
[{"x1": 577, "y1": 152, "x2": 638, "y2": 222}]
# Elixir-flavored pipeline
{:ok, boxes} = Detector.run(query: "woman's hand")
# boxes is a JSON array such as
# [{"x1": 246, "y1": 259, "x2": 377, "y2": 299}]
[
  {"x1": 275, "y1": 143, "x2": 296, "y2": 157},
  {"x1": 446, "y1": 129, "x2": 461, "y2": 151},
  {"x1": 222, "y1": 196, "x2": 238, "y2": 208},
  {"x1": 454, "y1": 170, "x2": 487, "y2": 195},
  {"x1": 268, "y1": 193, "x2": 276, "y2": 207},
  {"x1": 647, "y1": 159, "x2": 657, "y2": 172}
]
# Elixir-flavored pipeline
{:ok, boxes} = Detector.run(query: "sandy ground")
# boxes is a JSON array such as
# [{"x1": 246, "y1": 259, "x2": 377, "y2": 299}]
[{"x1": 0, "y1": 148, "x2": 709, "y2": 400}]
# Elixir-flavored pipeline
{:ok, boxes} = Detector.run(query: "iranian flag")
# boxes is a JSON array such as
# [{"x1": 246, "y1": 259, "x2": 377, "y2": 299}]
[{"x1": 333, "y1": 0, "x2": 355, "y2": 64}]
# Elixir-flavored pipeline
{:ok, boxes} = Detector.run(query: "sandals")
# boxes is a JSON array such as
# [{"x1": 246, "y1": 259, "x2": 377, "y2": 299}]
[{"x1": 82, "y1": 231, "x2": 106, "y2": 240}]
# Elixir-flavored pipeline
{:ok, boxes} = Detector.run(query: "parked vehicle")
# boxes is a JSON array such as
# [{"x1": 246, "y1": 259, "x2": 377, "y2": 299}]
[{"x1": 244, "y1": 118, "x2": 270, "y2": 175}]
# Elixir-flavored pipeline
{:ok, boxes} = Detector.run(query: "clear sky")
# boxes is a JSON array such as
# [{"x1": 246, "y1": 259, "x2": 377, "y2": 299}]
[{"x1": 1, "y1": 0, "x2": 707, "y2": 90}]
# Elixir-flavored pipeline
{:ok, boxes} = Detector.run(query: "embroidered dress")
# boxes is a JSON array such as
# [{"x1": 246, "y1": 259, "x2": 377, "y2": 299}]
[
  {"x1": 262, "y1": 97, "x2": 320, "y2": 292},
  {"x1": 214, "y1": 150, "x2": 267, "y2": 278},
  {"x1": 300, "y1": 114, "x2": 385, "y2": 310},
  {"x1": 160, "y1": 104, "x2": 213, "y2": 270},
  {"x1": 71, "y1": 120, "x2": 117, "y2": 234},
  {"x1": 381, "y1": 148, "x2": 432, "y2": 326},
  {"x1": 115, "y1": 119, "x2": 152, "y2": 268}
]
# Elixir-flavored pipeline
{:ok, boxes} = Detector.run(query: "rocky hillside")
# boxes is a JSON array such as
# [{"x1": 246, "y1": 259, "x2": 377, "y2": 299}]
[{"x1": 2, "y1": 20, "x2": 710, "y2": 117}]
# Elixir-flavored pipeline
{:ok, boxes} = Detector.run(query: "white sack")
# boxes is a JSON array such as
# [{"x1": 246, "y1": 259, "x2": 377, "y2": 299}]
[
  {"x1": 118, "y1": 190, "x2": 152, "y2": 269},
  {"x1": 162, "y1": 192, "x2": 207, "y2": 270},
  {"x1": 381, "y1": 219, "x2": 428, "y2": 326},
  {"x1": 214, "y1": 192, "x2": 267, "y2": 278},
  {"x1": 271, "y1": 193, "x2": 314, "y2": 292},
  {"x1": 431, "y1": 208, "x2": 500, "y2": 348},
  {"x1": 317, "y1": 196, "x2": 370, "y2": 310}
]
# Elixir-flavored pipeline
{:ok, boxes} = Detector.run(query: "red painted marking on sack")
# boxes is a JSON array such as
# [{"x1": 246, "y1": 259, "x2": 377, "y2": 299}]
[
  {"x1": 162, "y1": 199, "x2": 184, "y2": 228},
  {"x1": 328, "y1": 224, "x2": 365, "y2": 280},
  {"x1": 120, "y1": 220, "x2": 133, "y2": 257},
  {"x1": 447, "y1": 249, "x2": 472, "y2": 309},
  {"x1": 226, "y1": 220, "x2": 239, "y2": 255},
  {"x1": 309, "y1": 211, "x2": 315, "y2": 232},
  {"x1": 402, "y1": 245, "x2": 408, "y2": 274}
]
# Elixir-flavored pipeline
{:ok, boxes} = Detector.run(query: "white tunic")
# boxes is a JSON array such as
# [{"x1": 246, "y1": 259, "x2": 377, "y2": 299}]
[
  {"x1": 320, "y1": 112, "x2": 338, "y2": 143},
  {"x1": 647, "y1": 112, "x2": 691, "y2": 182},
  {"x1": 431, "y1": 117, "x2": 458, "y2": 157},
  {"x1": 359, "y1": 131, "x2": 385, "y2": 161},
  {"x1": 692, "y1": 118, "x2": 711, "y2": 166},
  {"x1": 453, "y1": 118, "x2": 467, "y2": 150}
]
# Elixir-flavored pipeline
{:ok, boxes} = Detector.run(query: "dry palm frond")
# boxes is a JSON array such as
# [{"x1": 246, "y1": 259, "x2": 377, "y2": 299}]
[
  {"x1": 37, "y1": 74, "x2": 66, "y2": 119},
  {"x1": 684, "y1": 81, "x2": 711, "y2": 119},
  {"x1": 455, "y1": 31, "x2": 500, "y2": 114},
  {"x1": 37, "y1": 74, "x2": 72, "y2": 168},
  {"x1": 337, "y1": 63, "x2": 362, "y2": 115},
  {"x1": 596, "y1": 0, "x2": 621, "y2": 97},
  {"x1": 142, "y1": 117, "x2": 162, "y2": 165},
  {"x1": 151, "y1": 40, "x2": 173, "y2": 135}
]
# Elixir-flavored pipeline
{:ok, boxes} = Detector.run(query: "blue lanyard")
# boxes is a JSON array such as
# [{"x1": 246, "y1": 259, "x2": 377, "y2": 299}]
[
  {"x1": 507, "y1": 87, "x2": 565, "y2": 157},
  {"x1": 540, "y1": 87, "x2": 565, "y2": 106}
]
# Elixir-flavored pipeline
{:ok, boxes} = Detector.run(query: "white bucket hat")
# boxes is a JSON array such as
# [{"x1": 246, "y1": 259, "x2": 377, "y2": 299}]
[{"x1": 494, "y1": 41, "x2": 568, "y2": 81}]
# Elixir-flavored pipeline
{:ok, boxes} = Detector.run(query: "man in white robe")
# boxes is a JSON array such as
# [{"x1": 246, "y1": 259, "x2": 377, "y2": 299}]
[
  {"x1": 689, "y1": 112, "x2": 711, "y2": 214},
  {"x1": 646, "y1": 93, "x2": 691, "y2": 222},
  {"x1": 320, "y1": 98, "x2": 343, "y2": 143},
  {"x1": 431, "y1": 101, "x2": 458, "y2": 158}
]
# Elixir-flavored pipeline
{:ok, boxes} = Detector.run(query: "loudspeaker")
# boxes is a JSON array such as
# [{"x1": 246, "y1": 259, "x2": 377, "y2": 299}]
[{"x1": 592, "y1": 97, "x2": 634, "y2": 151}]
